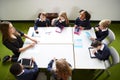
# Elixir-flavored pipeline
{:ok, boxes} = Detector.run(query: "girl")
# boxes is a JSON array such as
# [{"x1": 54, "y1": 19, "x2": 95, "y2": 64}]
[
  {"x1": 0, "y1": 21, "x2": 37, "y2": 63},
  {"x1": 47, "y1": 58, "x2": 72, "y2": 80},
  {"x1": 90, "y1": 19, "x2": 111, "y2": 41},
  {"x1": 34, "y1": 12, "x2": 50, "y2": 33},
  {"x1": 74, "y1": 10, "x2": 91, "y2": 30},
  {"x1": 51, "y1": 11, "x2": 69, "y2": 29}
]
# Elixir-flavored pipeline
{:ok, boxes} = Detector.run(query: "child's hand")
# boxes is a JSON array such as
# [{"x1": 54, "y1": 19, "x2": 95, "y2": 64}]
[
  {"x1": 31, "y1": 57, "x2": 35, "y2": 62},
  {"x1": 79, "y1": 26, "x2": 84, "y2": 30},
  {"x1": 90, "y1": 37, "x2": 95, "y2": 41},
  {"x1": 92, "y1": 49, "x2": 97, "y2": 54},
  {"x1": 95, "y1": 27, "x2": 99, "y2": 31}
]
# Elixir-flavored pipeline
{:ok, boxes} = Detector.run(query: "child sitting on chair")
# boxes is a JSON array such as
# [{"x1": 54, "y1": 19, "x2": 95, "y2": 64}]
[
  {"x1": 91, "y1": 40, "x2": 111, "y2": 61},
  {"x1": 51, "y1": 11, "x2": 69, "y2": 32},
  {"x1": 34, "y1": 12, "x2": 50, "y2": 33},
  {"x1": 10, "y1": 58, "x2": 39, "y2": 80},
  {"x1": 74, "y1": 9, "x2": 91, "y2": 30},
  {"x1": 90, "y1": 19, "x2": 111, "y2": 41},
  {"x1": 47, "y1": 58, "x2": 72, "y2": 80}
]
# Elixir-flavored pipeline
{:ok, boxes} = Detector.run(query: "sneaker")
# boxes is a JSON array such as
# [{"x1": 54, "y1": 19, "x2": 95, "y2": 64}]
[{"x1": 2, "y1": 55, "x2": 10, "y2": 63}]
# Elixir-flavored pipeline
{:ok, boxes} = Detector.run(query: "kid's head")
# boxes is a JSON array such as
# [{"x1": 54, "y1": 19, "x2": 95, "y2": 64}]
[
  {"x1": 79, "y1": 10, "x2": 91, "y2": 20},
  {"x1": 59, "y1": 11, "x2": 69, "y2": 25},
  {"x1": 55, "y1": 58, "x2": 72, "y2": 79},
  {"x1": 99, "y1": 19, "x2": 111, "y2": 30},
  {"x1": 10, "y1": 63, "x2": 23, "y2": 76},
  {"x1": 38, "y1": 12, "x2": 47, "y2": 20},
  {"x1": 59, "y1": 11, "x2": 67, "y2": 20},
  {"x1": 91, "y1": 40, "x2": 102, "y2": 49}
]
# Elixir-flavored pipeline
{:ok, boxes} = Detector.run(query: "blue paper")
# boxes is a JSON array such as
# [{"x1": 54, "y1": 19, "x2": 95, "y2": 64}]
[{"x1": 74, "y1": 39, "x2": 83, "y2": 48}]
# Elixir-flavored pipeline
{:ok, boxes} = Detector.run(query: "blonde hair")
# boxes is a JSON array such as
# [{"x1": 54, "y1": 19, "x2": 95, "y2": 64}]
[
  {"x1": 59, "y1": 11, "x2": 69, "y2": 26},
  {"x1": 56, "y1": 59, "x2": 72, "y2": 80},
  {"x1": 99, "y1": 19, "x2": 111, "y2": 28}
]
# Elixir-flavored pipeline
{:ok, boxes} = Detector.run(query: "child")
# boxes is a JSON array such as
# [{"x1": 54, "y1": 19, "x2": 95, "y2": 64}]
[
  {"x1": 91, "y1": 40, "x2": 111, "y2": 61},
  {"x1": 0, "y1": 21, "x2": 37, "y2": 63},
  {"x1": 51, "y1": 11, "x2": 69, "y2": 29},
  {"x1": 90, "y1": 19, "x2": 111, "y2": 41},
  {"x1": 10, "y1": 58, "x2": 39, "y2": 80},
  {"x1": 47, "y1": 58, "x2": 72, "y2": 80},
  {"x1": 74, "y1": 10, "x2": 91, "y2": 30},
  {"x1": 34, "y1": 12, "x2": 50, "y2": 33}
]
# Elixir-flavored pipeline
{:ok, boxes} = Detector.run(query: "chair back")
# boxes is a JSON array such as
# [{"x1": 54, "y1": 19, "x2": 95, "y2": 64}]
[
  {"x1": 36, "y1": 72, "x2": 47, "y2": 80},
  {"x1": 109, "y1": 46, "x2": 120, "y2": 66},
  {"x1": 102, "y1": 29, "x2": 115, "y2": 45},
  {"x1": 108, "y1": 29, "x2": 115, "y2": 44}
]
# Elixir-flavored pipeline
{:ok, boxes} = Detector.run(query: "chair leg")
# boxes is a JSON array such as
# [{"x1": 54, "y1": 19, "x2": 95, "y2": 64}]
[
  {"x1": 92, "y1": 70, "x2": 104, "y2": 80},
  {"x1": 105, "y1": 69, "x2": 111, "y2": 77}
]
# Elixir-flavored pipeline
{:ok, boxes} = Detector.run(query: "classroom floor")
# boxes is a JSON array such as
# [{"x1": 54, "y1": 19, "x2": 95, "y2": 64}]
[{"x1": 0, "y1": 22, "x2": 120, "y2": 80}]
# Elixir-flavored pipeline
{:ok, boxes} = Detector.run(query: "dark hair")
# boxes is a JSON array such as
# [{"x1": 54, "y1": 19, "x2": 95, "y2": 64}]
[
  {"x1": 79, "y1": 10, "x2": 91, "y2": 20},
  {"x1": 10, "y1": 63, "x2": 23, "y2": 76},
  {"x1": 79, "y1": 9, "x2": 84, "y2": 13},
  {"x1": 91, "y1": 40, "x2": 102, "y2": 48},
  {"x1": 0, "y1": 21, "x2": 19, "y2": 42},
  {"x1": 38, "y1": 12, "x2": 46, "y2": 18},
  {"x1": 0, "y1": 22, "x2": 11, "y2": 42},
  {"x1": 84, "y1": 11, "x2": 91, "y2": 20}
]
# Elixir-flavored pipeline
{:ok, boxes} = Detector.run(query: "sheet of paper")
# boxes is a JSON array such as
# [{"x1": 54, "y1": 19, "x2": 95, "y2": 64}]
[{"x1": 74, "y1": 39, "x2": 83, "y2": 48}]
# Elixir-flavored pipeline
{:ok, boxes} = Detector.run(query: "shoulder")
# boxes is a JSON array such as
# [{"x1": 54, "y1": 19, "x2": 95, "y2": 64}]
[
  {"x1": 35, "y1": 18, "x2": 40, "y2": 23},
  {"x1": 46, "y1": 19, "x2": 50, "y2": 21},
  {"x1": 3, "y1": 39, "x2": 9, "y2": 45},
  {"x1": 84, "y1": 19, "x2": 90, "y2": 23},
  {"x1": 76, "y1": 17, "x2": 80, "y2": 20},
  {"x1": 17, "y1": 30, "x2": 24, "y2": 36},
  {"x1": 35, "y1": 18, "x2": 39, "y2": 21},
  {"x1": 103, "y1": 29, "x2": 109, "y2": 35},
  {"x1": 103, "y1": 44, "x2": 109, "y2": 51}
]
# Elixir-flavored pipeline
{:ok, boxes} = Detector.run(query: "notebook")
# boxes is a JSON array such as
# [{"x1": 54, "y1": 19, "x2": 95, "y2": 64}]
[
  {"x1": 74, "y1": 27, "x2": 81, "y2": 35},
  {"x1": 88, "y1": 47, "x2": 96, "y2": 58},
  {"x1": 20, "y1": 58, "x2": 33, "y2": 68}
]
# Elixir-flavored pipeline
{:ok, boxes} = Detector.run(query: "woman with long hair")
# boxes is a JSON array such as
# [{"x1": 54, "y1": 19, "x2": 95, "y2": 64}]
[{"x1": 0, "y1": 21, "x2": 37, "y2": 63}]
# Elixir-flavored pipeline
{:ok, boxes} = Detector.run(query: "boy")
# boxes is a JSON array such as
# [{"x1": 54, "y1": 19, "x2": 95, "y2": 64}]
[
  {"x1": 91, "y1": 40, "x2": 111, "y2": 61},
  {"x1": 90, "y1": 19, "x2": 111, "y2": 41},
  {"x1": 34, "y1": 12, "x2": 50, "y2": 33},
  {"x1": 10, "y1": 58, "x2": 39, "y2": 80}
]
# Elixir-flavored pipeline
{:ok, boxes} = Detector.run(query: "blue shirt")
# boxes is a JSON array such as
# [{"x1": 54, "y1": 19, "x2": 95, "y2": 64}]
[
  {"x1": 54, "y1": 20, "x2": 68, "y2": 28},
  {"x1": 75, "y1": 17, "x2": 91, "y2": 30},
  {"x1": 95, "y1": 26, "x2": 109, "y2": 41},
  {"x1": 34, "y1": 18, "x2": 50, "y2": 30},
  {"x1": 95, "y1": 44, "x2": 111, "y2": 61},
  {"x1": 16, "y1": 62, "x2": 39, "y2": 80}
]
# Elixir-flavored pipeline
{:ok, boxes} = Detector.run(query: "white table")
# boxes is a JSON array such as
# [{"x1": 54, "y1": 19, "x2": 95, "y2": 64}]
[
  {"x1": 18, "y1": 44, "x2": 74, "y2": 68},
  {"x1": 25, "y1": 27, "x2": 73, "y2": 44},
  {"x1": 73, "y1": 28, "x2": 106, "y2": 69},
  {"x1": 19, "y1": 27, "x2": 105, "y2": 70}
]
